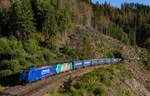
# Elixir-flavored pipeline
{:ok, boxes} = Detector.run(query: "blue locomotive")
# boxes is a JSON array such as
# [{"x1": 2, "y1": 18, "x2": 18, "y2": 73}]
[{"x1": 19, "y1": 58, "x2": 122, "y2": 83}]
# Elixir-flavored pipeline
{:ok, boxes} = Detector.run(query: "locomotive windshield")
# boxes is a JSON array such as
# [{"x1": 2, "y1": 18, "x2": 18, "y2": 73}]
[{"x1": 21, "y1": 69, "x2": 30, "y2": 74}]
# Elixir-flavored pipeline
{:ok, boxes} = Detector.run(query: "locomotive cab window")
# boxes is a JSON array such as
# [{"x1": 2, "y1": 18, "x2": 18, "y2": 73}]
[{"x1": 21, "y1": 69, "x2": 29, "y2": 74}]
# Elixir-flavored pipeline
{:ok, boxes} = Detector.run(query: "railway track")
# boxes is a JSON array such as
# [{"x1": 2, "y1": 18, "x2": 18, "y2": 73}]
[{"x1": 1, "y1": 64, "x2": 109, "y2": 96}]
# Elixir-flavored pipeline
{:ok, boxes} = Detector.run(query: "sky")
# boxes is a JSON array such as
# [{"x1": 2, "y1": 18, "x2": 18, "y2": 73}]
[{"x1": 92, "y1": 0, "x2": 150, "y2": 8}]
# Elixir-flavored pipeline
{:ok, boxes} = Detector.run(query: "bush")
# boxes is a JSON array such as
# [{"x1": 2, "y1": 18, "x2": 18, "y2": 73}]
[
  {"x1": 0, "y1": 38, "x2": 31, "y2": 78},
  {"x1": 42, "y1": 50, "x2": 55, "y2": 63},
  {"x1": 9, "y1": 60, "x2": 21, "y2": 72},
  {"x1": 106, "y1": 50, "x2": 114, "y2": 58},
  {"x1": 61, "y1": 46, "x2": 78, "y2": 60},
  {"x1": 0, "y1": 70, "x2": 12, "y2": 78},
  {"x1": 93, "y1": 86, "x2": 105, "y2": 96},
  {"x1": 24, "y1": 39, "x2": 40, "y2": 54},
  {"x1": 99, "y1": 74, "x2": 111, "y2": 86}
]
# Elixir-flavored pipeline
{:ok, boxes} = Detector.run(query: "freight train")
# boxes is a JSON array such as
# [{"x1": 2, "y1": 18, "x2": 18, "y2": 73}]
[{"x1": 19, "y1": 58, "x2": 122, "y2": 83}]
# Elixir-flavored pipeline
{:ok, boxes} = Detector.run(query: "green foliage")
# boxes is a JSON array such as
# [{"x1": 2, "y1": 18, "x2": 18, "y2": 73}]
[
  {"x1": 0, "y1": 37, "x2": 57, "y2": 78},
  {"x1": 106, "y1": 50, "x2": 114, "y2": 58},
  {"x1": 61, "y1": 46, "x2": 78, "y2": 61},
  {"x1": 141, "y1": 55, "x2": 150, "y2": 71},
  {"x1": 41, "y1": 3, "x2": 59, "y2": 49},
  {"x1": 24, "y1": 39, "x2": 40, "y2": 54},
  {"x1": 42, "y1": 49, "x2": 55, "y2": 63},
  {"x1": 10, "y1": 0, "x2": 36, "y2": 39},
  {"x1": 0, "y1": 37, "x2": 25, "y2": 60},
  {"x1": 9, "y1": 60, "x2": 20, "y2": 72},
  {"x1": 0, "y1": 37, "x2": 25, "y2": 77},
  {"x1": 90, "y1": 2, "x2": 150, "y2": 47},
  {"x1": 108, "y1": 22, "x2": 130, "y2": 45},
  {"x1": 106, "y1": 50, "x2": 122, "y2": 58},
  {"x1": 51, "y1": 64, "x2": 133, "y2": 96},
  {"x1": 116, "y1": 64, "x2": 133, "y2": 78},
  {"x1": 0, "y1": 85, "x2": 8, "y2": 92},
  {"x1": 144, "y1": 38, "x2": 150, "y2": 48},
  {"x1": 80, "y1": 37, "x2": 94, "y2": 59},
  {"x1": 117, "y1": 89, "x2": 135, "y2": 96},
  {"x1": 31, "y1": 0, "x2": 72, "y2": 50},
  {"x1": 93, "y1": 85, "x2": 105, "y2": 96},
  {"x1": 0, "y1": 69, "x2": 12, "y2": 78},
  {"x1": 57, "y1": 3, "x2": 73, "y2": 31}
]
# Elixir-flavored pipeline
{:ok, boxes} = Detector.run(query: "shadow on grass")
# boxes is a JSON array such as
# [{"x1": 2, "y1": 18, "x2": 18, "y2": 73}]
[{"x1": 0, "y1": 73, "x2": 20, "y2": 87}]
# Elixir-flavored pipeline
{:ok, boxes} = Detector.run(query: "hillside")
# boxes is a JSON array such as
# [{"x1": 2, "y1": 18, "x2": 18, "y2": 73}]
[
  {"x1": 0, "y1": 0, "x2": 150, "y2": 96},
  {"x1": 44, "y1": 26, "x2": 150, "y2": 96}
]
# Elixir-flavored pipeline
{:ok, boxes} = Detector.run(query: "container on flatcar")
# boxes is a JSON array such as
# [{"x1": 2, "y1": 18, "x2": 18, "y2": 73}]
[
  {"x1": 91, "y1": 59, "x2": 98, "y2": 65},
  {"x1": 98, "y1": 59, "x2": 105, "y2": 64},
  {"x1": 112, "y1": 58, "x2": 118, "y2": 62},
  {"x1": 53, "y1": 64, "x2": 61, "y2": 73},
  {"x1": 118, "y1": 58, "x2": 122, "y2": 62},
  {"x1": 108, "y1": 59, "x2": 112, "y2": 63},
  {"x1": 111, "y1": 58, "x2": 122, "y2": 63},
  {"x1": 60, "y1": 63, "x2": 71, "y2": 72},
  {"x1": 72, "y1": 60, "x2": 83, "y2": 69},
  {"x1": 95, "y1": 59, "x2": 99, "y2": 64},
  {"x1": 105, "y1": 59, "x2": 111, "y2": 63},
  {"x1": 83, "y1": 60, "x2": 91, "y2": 67}
]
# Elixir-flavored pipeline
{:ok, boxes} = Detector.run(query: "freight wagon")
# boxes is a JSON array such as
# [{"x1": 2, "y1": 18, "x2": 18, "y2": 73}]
[
  {"x1": 52, "y1": 62, "x2": 72, "y2": 73},
  {"x1": 59, "y1": 63, "x2": 72, "y2": 72},
  {"x1": 72, "y1": 60, "x2": 83, "y2": 69},
  {"x1": 83, "y1": 60, "x2": 91, "y2": 67}
]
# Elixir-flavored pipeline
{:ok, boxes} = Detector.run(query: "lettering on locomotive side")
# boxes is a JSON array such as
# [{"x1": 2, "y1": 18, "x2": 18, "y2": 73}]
[
  {"x1": 84, "y1": 62, "x2": 90, "y2": 64},
  {"x1": 41, "y1": 69, "x2": 50, "y2": 75},
  {"x1": 75, "y1": 62, "x2": 82, "y2": 65}
]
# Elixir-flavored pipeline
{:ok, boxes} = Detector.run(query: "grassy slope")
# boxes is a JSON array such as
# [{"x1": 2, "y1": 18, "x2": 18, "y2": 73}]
[
  {"x1": 46, "y1": 26, "x2": 150, "y2": 96},
  {"x1": 48, "y1": 64, "x2": 135, "y2": 96}
]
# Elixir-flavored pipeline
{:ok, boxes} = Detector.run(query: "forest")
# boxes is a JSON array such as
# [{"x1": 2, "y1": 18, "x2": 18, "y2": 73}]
[{"x1": 0, "y1": 0, "x2": 150, "y2": 80}]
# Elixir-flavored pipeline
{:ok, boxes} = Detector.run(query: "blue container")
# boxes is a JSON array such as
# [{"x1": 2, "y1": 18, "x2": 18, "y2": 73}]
[
  {"x1": 105, "y1": 59, "x2": 111, "y2": 63},
  {"x1": 96, "y1": 59, "x2": 100, "y2": 64},
  {"x1": 91, "y1": 59, "x2": 98, "y2": 65},
  {"x1": 97, "y1": 59, "x2": 105, "y2": 64},
  {"x1": 72, "y1": 60, "x2": 83, "y2": 69},
  {"x1": 101, "y1": 59, "x2": 106, "y2": 64},
  {"x1": 95, "y1": 59, "x2": 100, "y2": 64},
  {"x1": 108, "y1": 59, "x2": 112, "y2": 63},
  {"x1": 83, "y1": 60, "x2": 91, "y2": 67},
  {"x1": 20, "y1": 65, "x2": 56, "y2": 83}
]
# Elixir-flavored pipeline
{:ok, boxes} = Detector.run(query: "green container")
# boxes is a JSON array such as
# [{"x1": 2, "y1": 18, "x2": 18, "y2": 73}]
[
  {"x1": 70, "y1": 62, "x2": 73, "y2": 69},
  {"x1": 56, "y1": 64, "x2": 61, "y2": 73}
]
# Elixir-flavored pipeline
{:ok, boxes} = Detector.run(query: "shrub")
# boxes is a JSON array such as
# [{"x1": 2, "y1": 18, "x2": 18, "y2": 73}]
[
  {"x1": 9, "y1": 60, "x2": 21, "y2": 72},
  {"x1": 0, "y1": 69, "x2": 12, "y2": 78},
  {"x1": 93, "y1": 86, "x2": 105, "y2": 96},
  {"x1": 106, "y1": 50, "x2": 114, "y2": 58},
  {"x1": 24, "y1": 39, "x2": 40, "y2": 54},
  {"x1": 61, "y1": 46, "x2": 78, "y2": 60},
  {"x1": 42, "y1": 50, "x2": 55, "y2": 63},
  {"x1": 99, "y1": 74, "x2": 111, "y2": 86}
]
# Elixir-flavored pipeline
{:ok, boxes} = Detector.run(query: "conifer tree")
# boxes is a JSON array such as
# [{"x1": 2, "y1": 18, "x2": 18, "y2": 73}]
[
  {"x1": 42, "y1": 4, "x2": 59, "y2": 49},
  {"x1": 10, "y1": 0, "x2": 36, "y2": 40},
  {"x1": 58, "y1": 4, "x2": 72, "y2": 31}
]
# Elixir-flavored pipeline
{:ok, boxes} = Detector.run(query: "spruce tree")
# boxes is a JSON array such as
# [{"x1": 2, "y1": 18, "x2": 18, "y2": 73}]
[
  {"x1": 42, "y1": 4, "x2": 59, "y2": 49},
  {"x1": 10, "y1": 0, "x2": 36, "y2": 40},
  {"x1": 58, "y1": 4, "x2": 72, "y2": 31}
]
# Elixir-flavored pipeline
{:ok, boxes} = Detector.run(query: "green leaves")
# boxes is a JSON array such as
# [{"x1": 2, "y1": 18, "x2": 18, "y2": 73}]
[
  {"x1": 11, "y1": 0, "x2": 36, "y2": 39},
  {"x1": 24, "y1": 39, "x2": 40, "y2": 54}
]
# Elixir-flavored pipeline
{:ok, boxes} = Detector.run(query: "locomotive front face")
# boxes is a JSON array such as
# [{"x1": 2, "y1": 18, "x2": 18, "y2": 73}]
[{"x1": 19, "y1": 69, "x2": 30, "y2": 82}]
